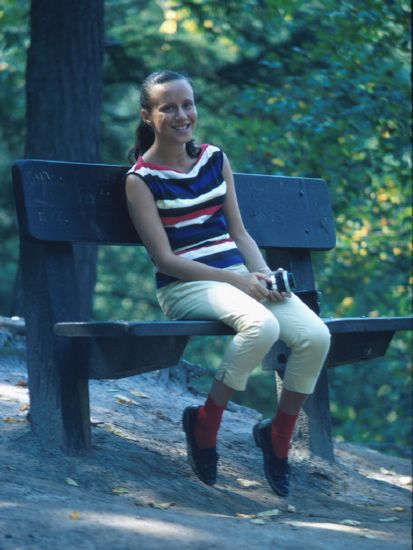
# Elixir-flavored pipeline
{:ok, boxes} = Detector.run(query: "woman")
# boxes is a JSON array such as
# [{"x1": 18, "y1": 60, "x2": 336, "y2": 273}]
[{"x1": 125, "y1": 70, "x2": 331, "y2": 496}]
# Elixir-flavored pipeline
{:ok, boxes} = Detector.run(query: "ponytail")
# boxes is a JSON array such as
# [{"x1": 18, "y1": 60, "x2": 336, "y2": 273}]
[
  {"x1": 128, "y1": 121, "x2": 155, "y2": 164},
  {"x1": 186, "y1": 139, "x2": 201, "y2": 159}
]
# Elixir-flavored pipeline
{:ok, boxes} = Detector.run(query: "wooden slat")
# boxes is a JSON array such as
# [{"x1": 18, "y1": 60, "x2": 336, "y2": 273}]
[
  {"x1": 236, "y1": 173, "x2": 336, "y2": 249},
  {"x1": 13, "y1": 159, "x2": 336, "y2": 250},
  {"x1": 55, "y1": 319, "x2": 235, "y2": 337},
  {"x1": 324, "y1": 316, "x2": 413, "y2": 333},
  {"x1": 55, "y1": 315, "x2": 412, "y2": 338}
]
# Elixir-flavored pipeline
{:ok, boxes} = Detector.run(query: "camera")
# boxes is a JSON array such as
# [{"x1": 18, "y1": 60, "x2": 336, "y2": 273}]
[{"x1": 266, "y1": 270, "x2": 296, "y2": 293}]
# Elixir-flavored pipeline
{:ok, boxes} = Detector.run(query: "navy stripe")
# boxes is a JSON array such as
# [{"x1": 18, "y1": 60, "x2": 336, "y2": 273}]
[
  {"x1": 196, "y1": 249, "x2": 245, "y2": 268},
  {"x1": 157, "y1": 194, "x2": 224, "y2": 218},
  {"x1": 167, "y1": 215, "x2": 228, "y2": 250},
  {"x1": 149, "y1": 169, "x2": 223, "y2": 201}
]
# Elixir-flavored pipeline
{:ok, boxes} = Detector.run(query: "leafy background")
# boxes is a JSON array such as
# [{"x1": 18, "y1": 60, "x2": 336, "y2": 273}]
[{"x1": 0, "y1": 0, "x2": 411, "y2": 456}]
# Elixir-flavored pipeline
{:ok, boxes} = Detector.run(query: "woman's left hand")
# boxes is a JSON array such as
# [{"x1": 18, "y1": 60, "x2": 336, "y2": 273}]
[
  {"x1": 267, "y1": 289, "x2": 290, "y2": 302},
  {"x1": 266, "y1": 268, "x2": 291, "y2": 302}
]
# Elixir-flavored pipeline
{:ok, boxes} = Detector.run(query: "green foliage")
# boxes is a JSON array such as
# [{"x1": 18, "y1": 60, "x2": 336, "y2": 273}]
[
  {"x1": 329, "y1": 337, "x2": 412, "y2": 455},
  {"x1": 0, "y1": 0, "x2": 411, "y2": 455},
  {"x1": 95, "y1": 246, "x2": 161, "y2": 321},
  {"x1": 0, "y1": 1, "x2": 29, "y2": 313}
]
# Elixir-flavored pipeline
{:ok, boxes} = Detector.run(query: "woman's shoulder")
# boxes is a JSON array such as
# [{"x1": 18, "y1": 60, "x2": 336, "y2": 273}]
[
  {"x1": 202, "y1": 143, "x2": 223, "y2": 154},
  {"x1": 201, "y1": 144, "x2": 226, "y2": 167},
  {"x1": 127, "y1": 157, "x2": 146, "y2": 175}
]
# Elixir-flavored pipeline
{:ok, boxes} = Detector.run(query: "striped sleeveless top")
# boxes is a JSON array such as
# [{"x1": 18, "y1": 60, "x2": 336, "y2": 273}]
[{"x1": 127, "y1": 144, "x2": 245, "y2": 288}]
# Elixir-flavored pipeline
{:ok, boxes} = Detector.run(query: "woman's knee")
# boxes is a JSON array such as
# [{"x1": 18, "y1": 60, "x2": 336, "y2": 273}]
[
  {"x1": 290, "y1": 319, "x2": 330, "y2": 356},
  {"x1": 252, "y1": 311, "x2": 280, "y2": 348},
  {"x1": 311, "y1": 321, "x2": 331, "y2": 355}
]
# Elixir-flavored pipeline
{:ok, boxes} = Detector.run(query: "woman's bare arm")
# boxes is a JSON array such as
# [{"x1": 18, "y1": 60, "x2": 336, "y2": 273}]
[{"x1": 221, "y1": 154, "x2": 288, "y2": 301}]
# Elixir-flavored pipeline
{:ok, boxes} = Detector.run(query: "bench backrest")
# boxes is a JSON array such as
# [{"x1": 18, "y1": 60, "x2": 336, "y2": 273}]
[
  {"x1": 13, "y1": 159, "x2": 335, "y2": 248},
  {"x1": 13, "y1": 159, "x2": 336, "y2": 301}
]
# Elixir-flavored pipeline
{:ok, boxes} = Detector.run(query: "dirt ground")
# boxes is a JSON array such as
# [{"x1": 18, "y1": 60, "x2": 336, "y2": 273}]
[{"x1": 0, "y1": 328, "x2": 412, "y2": 549}]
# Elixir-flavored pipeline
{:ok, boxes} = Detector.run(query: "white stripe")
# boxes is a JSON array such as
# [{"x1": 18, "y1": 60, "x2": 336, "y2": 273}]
[
  {"x1": 163, "y1": 213, "x2": 214, "y2": 228},
  {"x1": 173, "y1": 233, "x2": 231, "y2": 253},
  {"x1": 178, "y1": 240, "x2": 237, "y2": 261},
  {"x1": 156, "y1": 180, "x2": 226, "y2": 210}
]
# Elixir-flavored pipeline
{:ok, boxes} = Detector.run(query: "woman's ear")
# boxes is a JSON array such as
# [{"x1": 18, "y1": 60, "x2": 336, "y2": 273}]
[{"x1": 141, "y1": 109, "x2": 151, "y2": 125}]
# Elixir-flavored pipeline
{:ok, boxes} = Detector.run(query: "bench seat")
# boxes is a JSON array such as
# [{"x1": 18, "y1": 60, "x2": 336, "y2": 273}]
[
  {"x1": 54, "y1": 315, "x2": 412, "y2": 380},
  {"x1": 55, "y1": 315, "x2": 413, "y2": 339}
]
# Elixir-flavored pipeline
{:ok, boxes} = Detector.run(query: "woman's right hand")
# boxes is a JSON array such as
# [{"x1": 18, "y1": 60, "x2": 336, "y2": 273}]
[{"x1": 231, "y1": 271, "x2": 271, "y2": 302}]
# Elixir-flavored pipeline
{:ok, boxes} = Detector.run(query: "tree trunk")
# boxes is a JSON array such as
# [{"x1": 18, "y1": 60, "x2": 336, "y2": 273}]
[{"x1": 13, "y1": 0, "x2": 105, "y2": 319}]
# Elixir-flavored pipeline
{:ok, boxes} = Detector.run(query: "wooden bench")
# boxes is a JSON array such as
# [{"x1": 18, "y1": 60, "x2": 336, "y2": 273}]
[{"x1": 13, "y1": 159, "x2": 412, "y2": 459}]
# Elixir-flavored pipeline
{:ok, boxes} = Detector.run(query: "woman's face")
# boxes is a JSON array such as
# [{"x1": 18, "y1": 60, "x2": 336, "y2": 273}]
[{"x1": 142, "y1": 79, "x2": 197, "y2": 146}]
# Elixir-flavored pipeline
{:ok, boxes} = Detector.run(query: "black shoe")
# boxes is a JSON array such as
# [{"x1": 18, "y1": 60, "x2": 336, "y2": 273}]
[
  {"x1": 253, "y1": 419, "x2": 290, "y2": 497},
  {"x1": 182, "y1": 406, "x2": 219, "y2": 486}
]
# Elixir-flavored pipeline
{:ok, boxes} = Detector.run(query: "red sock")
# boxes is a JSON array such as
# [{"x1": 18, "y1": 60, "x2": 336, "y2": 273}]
[
  {"x1": 195, "y1": 395, "x2": 225, "y2": 449},
  {"x1": 271, "y1": 409, "x2": 298, "y2": 459}
]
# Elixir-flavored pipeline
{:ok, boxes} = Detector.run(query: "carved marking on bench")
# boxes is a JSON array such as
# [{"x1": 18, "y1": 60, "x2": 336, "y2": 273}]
[{"x1": 31, "y1": 170, "x2": 51, "y2": 183}]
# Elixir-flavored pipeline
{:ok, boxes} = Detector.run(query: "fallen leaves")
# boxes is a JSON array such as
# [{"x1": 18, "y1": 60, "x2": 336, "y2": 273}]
[
  {"x1": 391, "y1": 506, "x2": 405, "y2": 512},
  {"x1": 236, "y1": 478, "x2": 262, "y2": 488},
  {"x1": 2, "y1": 416, "x2": 27, "y2": 423},
  {"x1": 379, "y1": 467, "x2": 395, "y2": 476},
  {"x1": 257, "y1": 509, "x2": 281, "y2": 518},
  {"x1": 340, "y1": 519, "x2": 362, "y2": 526},
  {"x1": 115, "y1": 395, "x2": 139, "y2": 406},
  {"x1": 236, "y1": 508, "x2": 286, "y2": 525},
  {"x1": 0, "y1": 395, "x2": 14, "y2": 402},
  {"x1": 250, "y1": 518, "x2": 266, "y2": 525},
  {"x1": 398, "y1": 476, "x2": 412, "y2": 486},
  {"x1": 112, "y1": 487, "x2": 129, "y2": 495},
  {"x1": 102, "y1": 423, "x2": 139, "y2": 442},
  {"x1": 149, "y1": 501, "x2": 176, "y2": 510},
  {"x1": 114, "y1": 389, "x2": 150, "y2": 406},
  {"x1": 65, "y1": 477, "x2": 79, "y2": 487},
  {"x1": 129, "y1": 390, "x2": 149, "y2": 399},
  {"x1": 3, "y1": 416, "x2": 18, "y2": 423},
  {"x1": 376, "y1": 467, "x2": 412, "y2": 487}
]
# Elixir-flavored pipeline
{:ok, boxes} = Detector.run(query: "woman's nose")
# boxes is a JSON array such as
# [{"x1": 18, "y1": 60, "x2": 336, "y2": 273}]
[{"x1": 175, "y1": 107, "x2": 186, "y2": 119}]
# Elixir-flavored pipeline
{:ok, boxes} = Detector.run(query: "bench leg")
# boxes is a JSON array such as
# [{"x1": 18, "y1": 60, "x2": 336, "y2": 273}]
[
  {"x1": 59, "y1": 339, "x2": 92, "y2": 453},
  {"x1": 21, "y1": 239, "x2": 92, "y2": 454},
  {"x1": 301, "y1": 365, "x2": 334, "y2": 462},
  {"x1": 274, "y1": 365, "x2": 334, "y2": 462},
  {"x1": 26, "y1": 333, "x2": 92, "y2": 454}
]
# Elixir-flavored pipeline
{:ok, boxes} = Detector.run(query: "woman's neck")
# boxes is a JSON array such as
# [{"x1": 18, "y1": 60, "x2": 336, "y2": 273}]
[{"x1": 143, "y1": 143, "x2": 192, "y2": 171}]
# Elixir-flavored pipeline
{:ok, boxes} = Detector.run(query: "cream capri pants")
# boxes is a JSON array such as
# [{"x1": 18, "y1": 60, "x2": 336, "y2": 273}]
[{"x1": 156, "y1": 265, "x2": 331, "y2": 394}]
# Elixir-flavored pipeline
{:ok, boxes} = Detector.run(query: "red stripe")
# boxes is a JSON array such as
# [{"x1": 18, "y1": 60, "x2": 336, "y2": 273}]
[
  {"x1": 175, "y1": 238, "x2": 234, "y2": 256},
  {"x1": 161, "y1": 204, "x2": 221, "y2": 225},
  {"x1": 135, "y1": 143, "x2": 209, "y2": 173}
]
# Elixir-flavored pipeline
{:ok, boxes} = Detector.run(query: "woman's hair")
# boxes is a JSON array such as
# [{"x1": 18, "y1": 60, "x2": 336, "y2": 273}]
[{"x1": 128, "y1": 70, "x2": 201, "y2": 163}]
